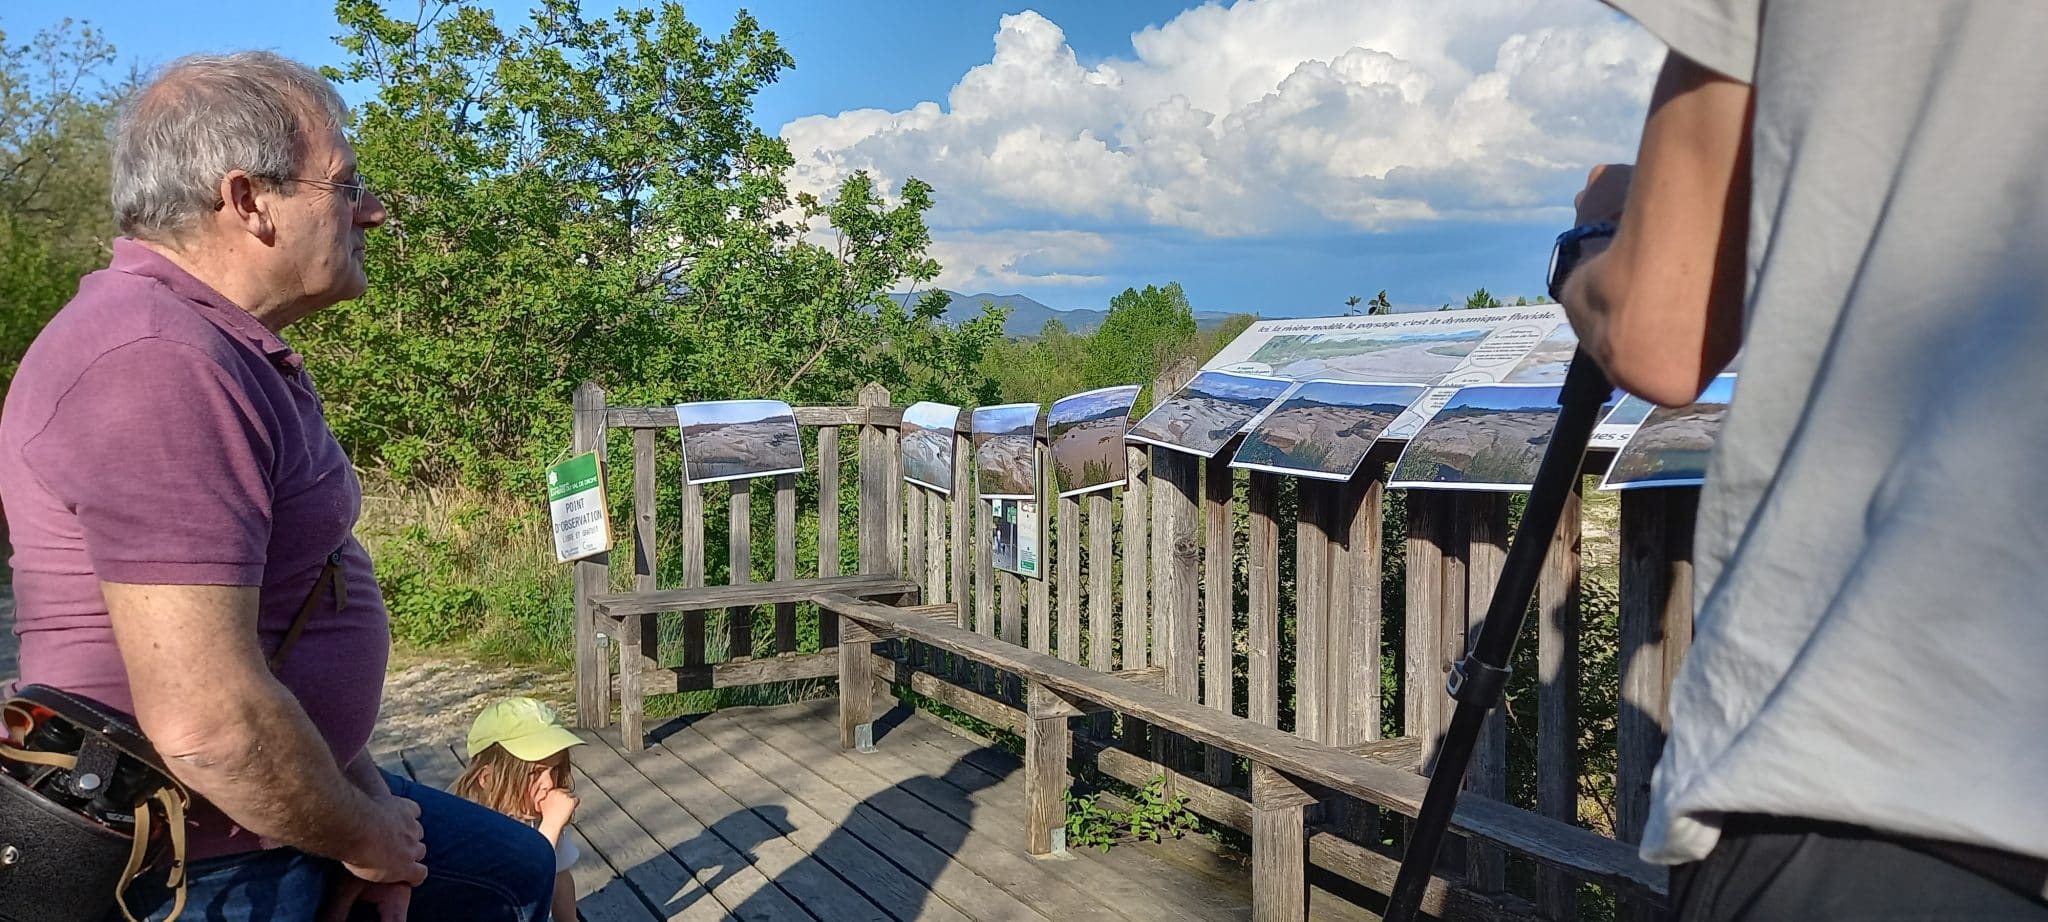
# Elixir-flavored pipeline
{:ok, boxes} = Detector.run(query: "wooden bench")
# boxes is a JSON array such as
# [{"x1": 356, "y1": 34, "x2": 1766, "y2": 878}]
[
  {"x1": 816, "y1": 591, "x2": 1667, "y2": 922},
  {"x1": 593, "y1": 573, "x2": 920, "y2": 750}
]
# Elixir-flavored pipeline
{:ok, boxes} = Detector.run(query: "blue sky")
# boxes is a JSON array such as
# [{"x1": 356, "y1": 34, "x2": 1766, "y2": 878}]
[{"x1": 17, "y1": 1, "x2": 1660, "y2": 318}]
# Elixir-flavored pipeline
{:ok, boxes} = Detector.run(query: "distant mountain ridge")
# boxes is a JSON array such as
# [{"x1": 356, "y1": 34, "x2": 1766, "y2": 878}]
[{"x1": 889, "y1": 289, "x2": 1244, "y2": 338}]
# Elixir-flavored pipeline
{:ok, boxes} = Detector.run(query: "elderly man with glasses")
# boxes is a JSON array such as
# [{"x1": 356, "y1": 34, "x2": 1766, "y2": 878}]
[{"x1": 0, "y1": 52, "x2": 556, "y2": 921}]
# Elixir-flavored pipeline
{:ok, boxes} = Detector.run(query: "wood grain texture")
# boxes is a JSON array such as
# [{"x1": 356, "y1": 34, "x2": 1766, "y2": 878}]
[
  {"x1": 728, "y1": 479, "x2": 754, "y2": 660},
  {"x1": 1247, "y1": 472, "x2": 1281, "y2": 728},
  {"x1": 1203, "y1": 453, "x2": 1235, "y2": 787},
  {"x1": 812, "y1": 593, "x2": 1668, "y2": 903},
  {"x1": 1122, "y1": 443, "x2": 1150, "y2": 671},
  {"x1": 1025, "y1": 683, "x2": 1074, "y2": 856},
  {"x1": 1088, "y1": 492, "x2": 1114, "y2": 673},
  {"x1": 682, "y1": 481, "x2": 707, "y2": 667},
  {"x1": 776, "y1": 473, "x2": 798, "y2": 654},
  {"x1": 1617, "y1": 489, "x2": 1697, "y2": 845},
  {"x1": 1403, "y1": 491, "x2": 1447, "y2": 765},
  {"x1": 1059, "y1": 494, "x2": 1083, "y2": 663},
  {"x1": 1252, "y1": 763, "x2": 1315, "y2": 922},
  {"x1": 1465, "y1": 493, "x2": 1510, "y2": 892},
  {"x1": 1295, "y1": 481, "x2": 1330, "y2": 742},
  {"x1": 819, "y1": 428, "x2": 841, "y2": 649},
  {"x1": 572, "y1": 382, "x2": 611, "y2": 729},
  {"x1": 592, "y1": 574, "x2": 919, "y2": 618},
  {"x1": 1538, "y1": 478, "x2": 1584, "y2": 920}
]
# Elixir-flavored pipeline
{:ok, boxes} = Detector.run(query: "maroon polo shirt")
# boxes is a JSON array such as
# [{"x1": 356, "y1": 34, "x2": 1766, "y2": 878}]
[{"x1": 0, "y1": 238, "x2": 390, "y2": 859}]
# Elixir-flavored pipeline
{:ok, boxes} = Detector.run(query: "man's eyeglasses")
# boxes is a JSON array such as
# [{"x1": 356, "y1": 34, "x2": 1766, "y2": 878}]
[{"x1": 285, "y1": 176, "x2": 374, "y2": 208}]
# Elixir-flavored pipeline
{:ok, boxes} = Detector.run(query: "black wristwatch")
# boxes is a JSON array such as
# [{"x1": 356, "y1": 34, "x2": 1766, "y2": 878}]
[{"x1": 1546, "y1": 221, "x2": 1618, "y2": 302}]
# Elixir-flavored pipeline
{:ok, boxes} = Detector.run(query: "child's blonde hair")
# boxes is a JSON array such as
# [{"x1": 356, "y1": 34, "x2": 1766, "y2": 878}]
[{"x1": 452, "y1": 744, "x2": 572, "y2": 821}]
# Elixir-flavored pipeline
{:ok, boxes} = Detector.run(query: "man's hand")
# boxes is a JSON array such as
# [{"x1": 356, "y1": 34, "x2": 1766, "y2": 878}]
[
  {"x1": 1575, "y1": 163, "x2": 1633, "y2": 226},
  {"x1": 319, "y1": 876, "x2": 413, "y2": 922},
  {"x1": 344, "y1": 794, "x2": 429, "y2": 886}
]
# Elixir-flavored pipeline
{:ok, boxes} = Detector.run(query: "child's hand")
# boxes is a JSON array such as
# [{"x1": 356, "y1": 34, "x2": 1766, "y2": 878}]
[{"x1": 537, "y1": 785, "x2": 579, "y2": 828}]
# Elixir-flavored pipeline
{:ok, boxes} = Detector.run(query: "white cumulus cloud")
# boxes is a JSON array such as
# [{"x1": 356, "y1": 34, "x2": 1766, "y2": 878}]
[{"x1": 781, "y1": 0, "x2": 1661, "y2": 245}]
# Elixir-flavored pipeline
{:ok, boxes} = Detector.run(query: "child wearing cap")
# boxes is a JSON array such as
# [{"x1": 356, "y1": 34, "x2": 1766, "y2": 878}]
[{"x1": 454, "y1": 697, "x2": 586, "y2": 922}]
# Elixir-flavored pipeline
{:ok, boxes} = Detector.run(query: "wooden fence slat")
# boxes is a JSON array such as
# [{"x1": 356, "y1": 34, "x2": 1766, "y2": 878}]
[
  {"x1": 1087, "y1": 492, "x2": 1113, "y2": 673},
  {"x1": 623, "y1": 429, "x2": 660, "y2": 749},
  {"x1": 1203, "y1": 452, "x2": 1234, "y2": 786},
  {"x1": 1343, "y1": 465, "x2": 1385, "y2": 747},
  {"x1": 1029, "y1": 430, "x2": 1052, "y2": 656},
  {"x1": 729, "y1": 479, "x2": 754, "y2": 660},
  {"x1": 907, "y1": 486, "x2": 928, "y2": 603},
  {"x1": 776, "y1": 473, "x2": 798, "y2": 654},
  {"x1": 683, "y1": 481, "x2": 707, "y2": 667},
  {"x1": 1295, "y1": 480, "x2": 1329, "y2": 741},
  {"x1": 951, "y1": 420, "x2": 973, "y2": 687},
  {"x1": 1122, "y1": 442, "x2": 1150, "y2": 671},
  {"x1": 1466, "y1": 492, "x2": 1510, "y2": 892},
  {"x1": 857, "y1": 383, "x2": 893, "y2": 575},
  {"x1": 1403, "y1": 491, "x2": 1447, "y2": 761},
  {"x1": 1618, "y1": 489, "x2": 1697, "y2": 835},
  {"x1": 1538, "y1": 476, "x2": 1585, "y2": 921},
  {"x1": 818, "y1": 428, "x2": 840, "y2": 649},
  {"x1": 1059, "y1": 493, "x2": 1082, "y2": 663},
  {"x1": 571, "y1": 382, "x2": 610, "y2": 729},
  {"x1": 927, "y1": 483, "x2": 947, "y2": 605},
  {"x1": 1247, "y1": 472, "x2": 1281, "y2": 728}
]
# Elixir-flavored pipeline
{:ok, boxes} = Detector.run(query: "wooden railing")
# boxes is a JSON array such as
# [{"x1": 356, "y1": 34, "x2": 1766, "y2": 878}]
[{"x1": 570, "y1": 374, "x2": 1697, "y2": 922}]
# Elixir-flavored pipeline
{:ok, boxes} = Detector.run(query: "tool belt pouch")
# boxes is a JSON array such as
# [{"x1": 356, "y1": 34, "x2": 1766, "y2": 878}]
[{"x1": 0, "y1": 684, "x2": 190, "y2": 922}]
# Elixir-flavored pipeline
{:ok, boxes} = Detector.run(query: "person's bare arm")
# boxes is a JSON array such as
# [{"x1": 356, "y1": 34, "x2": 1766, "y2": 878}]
[
  {"x1": 1562, "y1": 50, "x2": 1753, "y2": 406},
  {"x1": 103, "y1": 582, "x2": 426, "y2": 884},
  {"x1": 552, "y1": 870, "x2": 579, "y2": 922}
]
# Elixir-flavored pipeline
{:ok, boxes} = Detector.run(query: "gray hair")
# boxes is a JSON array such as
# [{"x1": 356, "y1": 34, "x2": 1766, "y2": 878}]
[{"x1": 112, "y1": 51, "x2": 351, "y2": 242}]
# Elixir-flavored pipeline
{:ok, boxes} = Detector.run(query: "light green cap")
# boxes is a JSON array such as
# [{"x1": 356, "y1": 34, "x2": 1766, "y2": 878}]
[{"x1": 467, "y1": 697, "x2": 585, "y2": 762}]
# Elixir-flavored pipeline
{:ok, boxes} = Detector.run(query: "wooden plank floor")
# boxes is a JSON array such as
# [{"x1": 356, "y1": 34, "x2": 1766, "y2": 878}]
[{"x1": 389, "y1": 697, "x2": 1380, "y2": 921}]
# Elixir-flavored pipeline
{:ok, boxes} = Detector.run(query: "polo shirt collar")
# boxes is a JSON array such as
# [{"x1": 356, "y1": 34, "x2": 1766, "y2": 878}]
[{"x1": 110, "y1": 237, "x2": 305, "y2": 373}]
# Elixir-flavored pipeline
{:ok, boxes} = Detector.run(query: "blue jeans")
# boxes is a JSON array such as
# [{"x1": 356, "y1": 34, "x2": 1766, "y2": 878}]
[{"x1": 116, "y1": 770, "x2": 556, "y2": 921}]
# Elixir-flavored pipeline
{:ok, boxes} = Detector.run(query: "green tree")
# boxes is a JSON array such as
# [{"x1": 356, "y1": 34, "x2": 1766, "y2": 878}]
[
  {"x1": 303, "y1": 0, "x2": 1001, "y2": 485},
  {"x1": 1368, "y1": 289, "x2": 1393, "y2": 315},
  {"x1": 0, "y1": 19, "x2": 125, "y2": 392},
  {"x1": 1343, "y1": 294, "x2": 1362, "y2": 315},
  {"x1": 1082, "y1": 282, "x2": 1197, "y2": 390},
  {"x1": 1465, "y1": 287, "x2": 1503, "y2": 309}
]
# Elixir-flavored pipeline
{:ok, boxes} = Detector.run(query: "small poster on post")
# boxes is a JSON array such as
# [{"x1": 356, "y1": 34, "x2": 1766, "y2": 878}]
[
  {"x1": 547, "y1": 451, "x2": 610, "y2": 562},
  {"x1": 902, "y1": 401, "x2": 962, "y2": 493},
  {"x1": 1048, "y1": 385, "x2": 1140, "y2": 497},
  {"x1": 989, "y1": 498, "x2": 1041, "y2": 578}
]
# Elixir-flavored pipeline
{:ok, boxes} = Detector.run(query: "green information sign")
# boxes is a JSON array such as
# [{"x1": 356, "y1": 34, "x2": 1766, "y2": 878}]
[{"x1": 547, "y1": 452, "x2": 610, "y2": 562}]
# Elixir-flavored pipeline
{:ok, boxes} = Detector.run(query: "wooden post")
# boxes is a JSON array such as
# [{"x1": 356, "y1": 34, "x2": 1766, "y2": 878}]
[
  {"x1": 907, "y1": 486, "x2": 928, "y2": 605},
  {"x1": 1402, "y1": 491, "x2": 1447, "y2": 756},
  {"x1": 839, "y1": 616, "x2": 876, "y2": 753},
  {"x1": 1202, "y1": 453, "x2": 1235, "y2": 786},
  {"x1": 1024, "y1": 683, "x2": 1076, "y2": 857},
  {"x1": 776, "y1": 473, "x2": 798, "y2": 654},
  {"x1": 819, "y1": 429, "x2": 840, "y2": 579},
  {"x1": 1538, "y1": 475, "x2": 1584, "y2": 921},
  {"x1": 1251, "y1": 763, "x2": 1317, "y2": 922},
  {"x1": 1618, "y1": 490, "x2": 1697, "y2": 837},
  {"x1": 1121, "y1": 442, "x2": 1151, "y2": 670},
  {"x1": 1087, "y1": 492, "x2": 1114, "y2": 673},
  {"x1": 1247, "y1": 472, "x2": 1281, "y2": 728},
  {"x1": 1154, "y1": 445, "x2": 1200, "y2": 780},
  {"x1": 1328, "y1": 464, "x2": 1384, "y2": 842},
  {"x1": 857, "y1": 383, "x2": 893, "y2": 575},
  {"x1": 952, "y1": 420, "x2": 973, "y2": 686},
  {"x1": 728, "y1": 480, "x2": 753, "y2": 660},
  {"x1": 1029, "y1": 421, "x2": 1052, "y2": 656},
  {"x1": 927, "y1": 482, "x2": 948, "y2": 604},
  {"x1": 571, "y1": 382, "x2": 611, "y2": 729},
  {"x1": 1058, "y1": 492, "x2": 1082, "y2": 663},
  {"x1": 620, "y1": 429, "x2": 659, "y2": 751},
  {"x1": 1295, "y1": 480, "x2": 1330, "y2": 741},
  {"x1": 682, "y1": 480, "x2": 707, "y2": 667},
  {"x1": 1465, "y1": 492, "x2": 1510, "y2": 892}
]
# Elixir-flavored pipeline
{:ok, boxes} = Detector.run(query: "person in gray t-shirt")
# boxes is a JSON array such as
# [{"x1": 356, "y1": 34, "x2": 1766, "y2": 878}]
[{"x1": 1556, "y1": 1, "x2": 2048, "y2": 917}]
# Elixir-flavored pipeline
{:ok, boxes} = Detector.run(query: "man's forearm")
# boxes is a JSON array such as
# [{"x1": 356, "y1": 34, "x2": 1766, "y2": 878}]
[
  {"x1": 343, "y1": 748, "x2": 393, "y2": 798},
  {"x1": 156, "y1": 678, "x2": 383, "y2": 862}
]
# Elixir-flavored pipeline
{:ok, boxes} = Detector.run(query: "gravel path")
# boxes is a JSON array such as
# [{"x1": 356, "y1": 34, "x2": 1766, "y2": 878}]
[{"x1": 0, "y1": 572, "x2": 565, "y2": 755}]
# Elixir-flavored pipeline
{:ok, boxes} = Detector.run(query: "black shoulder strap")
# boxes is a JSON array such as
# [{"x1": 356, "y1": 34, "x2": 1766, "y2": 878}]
[{"x1": 266, "y1": 547, "x2": 347, "y2": 673}]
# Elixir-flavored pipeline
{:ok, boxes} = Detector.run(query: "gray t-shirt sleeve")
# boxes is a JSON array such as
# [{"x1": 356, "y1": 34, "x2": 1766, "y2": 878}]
[{"x1": 1605, "y1": 0, "x2": 1760, "y2": 82}]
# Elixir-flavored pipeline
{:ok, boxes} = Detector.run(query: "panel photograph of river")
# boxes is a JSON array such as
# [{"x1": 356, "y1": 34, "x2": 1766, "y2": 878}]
[{"x1": 1604, "y1": 374, "x2": 1737, "y2": 490}]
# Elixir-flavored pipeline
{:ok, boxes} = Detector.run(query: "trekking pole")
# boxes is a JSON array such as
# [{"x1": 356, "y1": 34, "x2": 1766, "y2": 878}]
[{"x1": 1383, "y1": 349, "x2": 1612, "y2": 922}]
